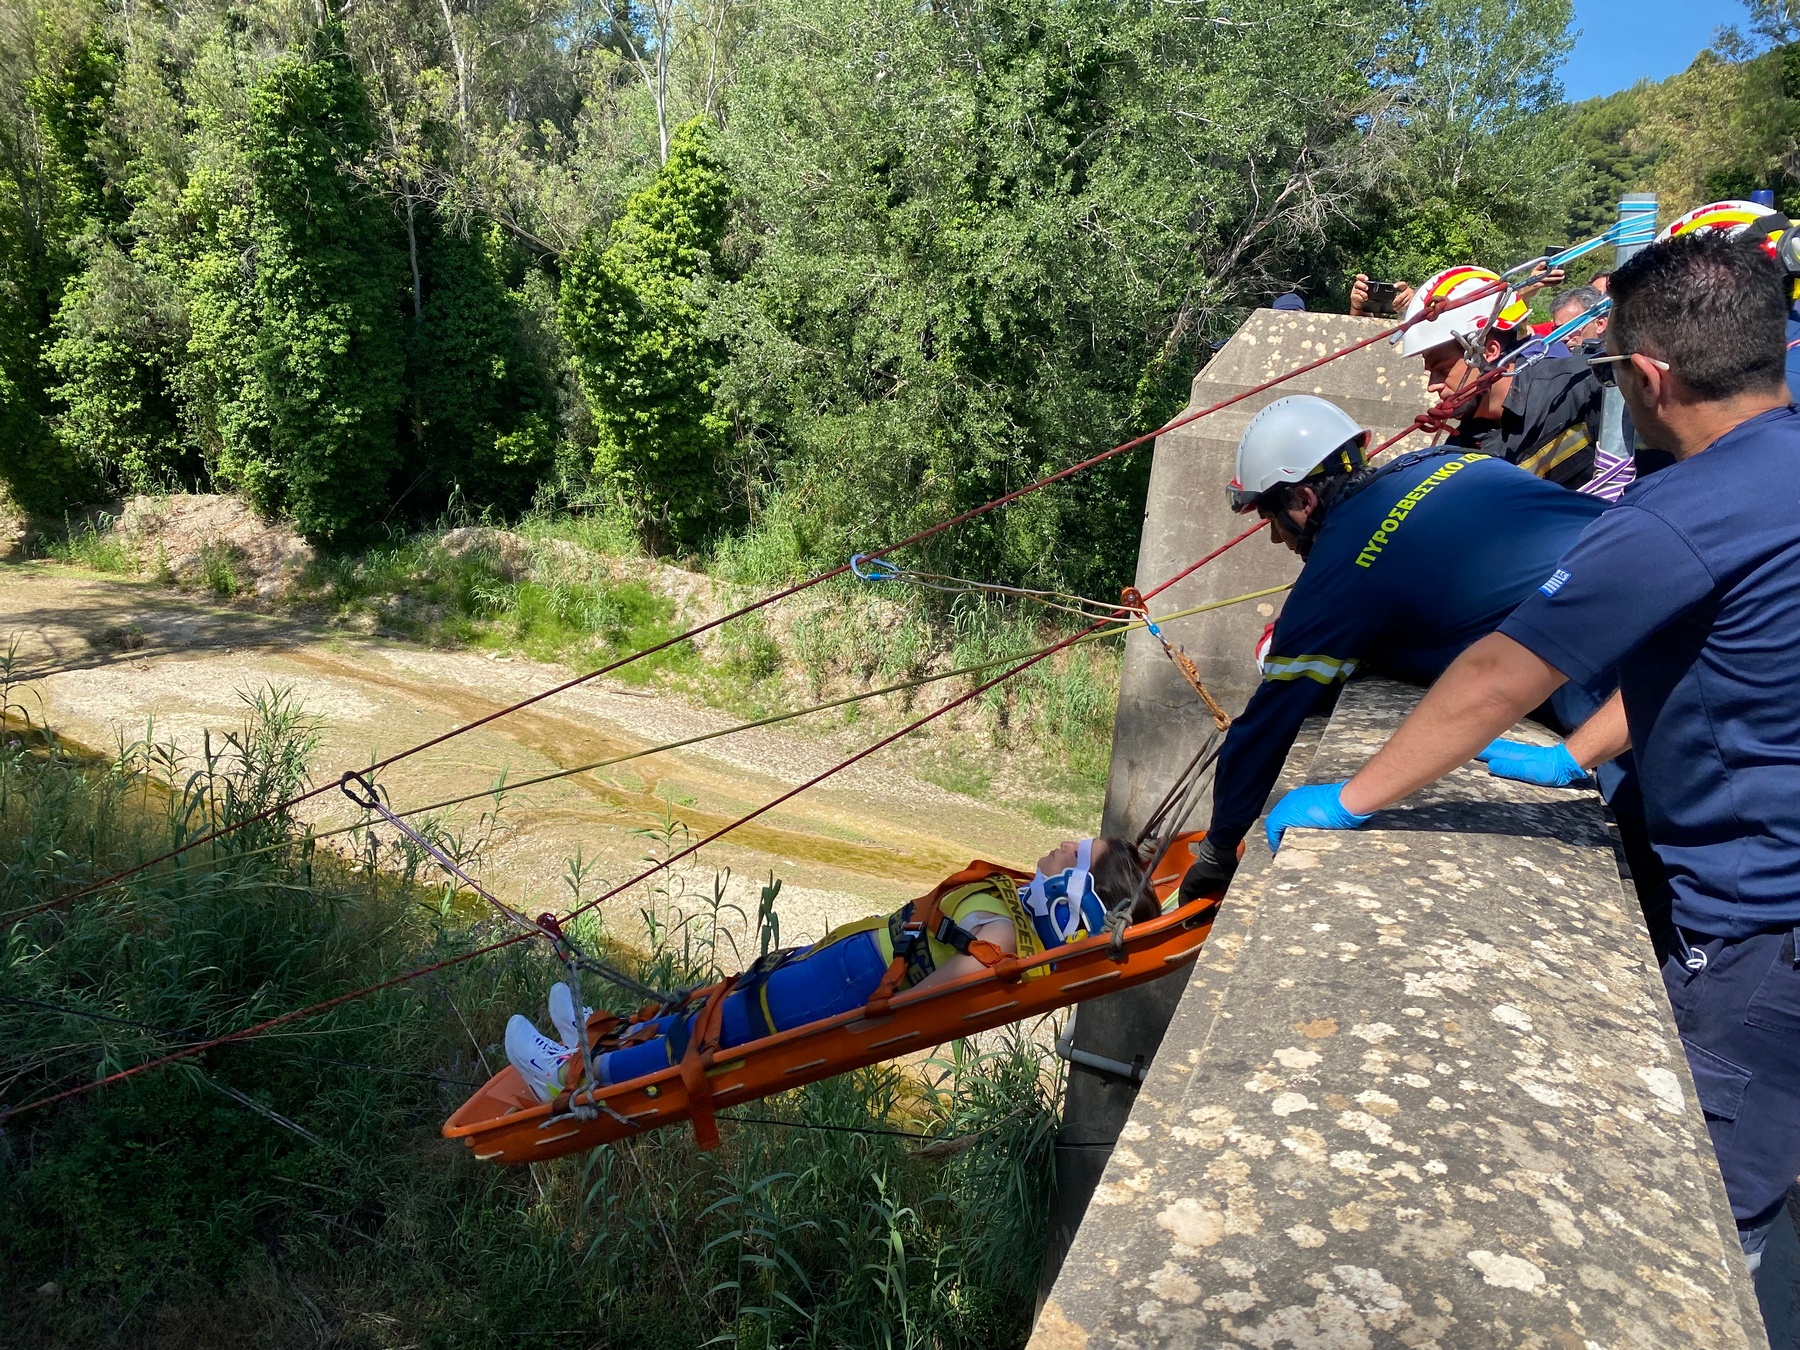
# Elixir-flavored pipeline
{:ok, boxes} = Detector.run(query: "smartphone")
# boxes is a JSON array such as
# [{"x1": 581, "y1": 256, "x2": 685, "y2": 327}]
[{"x1": 1364, "y1": 280, "x2": 1400, "y2": 317}]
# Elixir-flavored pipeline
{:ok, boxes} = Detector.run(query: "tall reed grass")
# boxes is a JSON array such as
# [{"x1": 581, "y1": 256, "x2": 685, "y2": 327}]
[{"x1": 1, "y1": 684, "x2": 1064, "y2": 1349}]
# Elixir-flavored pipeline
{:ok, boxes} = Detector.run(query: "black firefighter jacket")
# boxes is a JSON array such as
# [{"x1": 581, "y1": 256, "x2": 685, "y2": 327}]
[{"x1": 1446, "y1": 355, "x2": 1602, "y2": 491}]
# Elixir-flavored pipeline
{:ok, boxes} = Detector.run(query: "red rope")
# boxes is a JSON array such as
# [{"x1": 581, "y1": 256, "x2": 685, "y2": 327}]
[
  {"x1": 5, "y1": 282, "x2": 1521, "y2": 1115},
  {"x1": 10, "y1": 303, "x2": 1463, "y2": 926},
  {"x1": 0, "y1": 532, "x2": 1249, "y2": 1122},
  {"x1": 0, "y1": 610, "x2": 1102, "y2": 1117}
]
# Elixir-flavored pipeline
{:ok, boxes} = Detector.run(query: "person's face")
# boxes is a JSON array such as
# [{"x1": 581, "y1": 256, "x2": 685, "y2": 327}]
[
  {"x1": 1037, "y1": 838, "x2": 1106, "y2": 876},
  {"x1": 1604, "y1": 328, "x2": 1666, "y2": 448},
  {"x1": 1419, "y1": 337, "x2": 1506, "y2": 417},
  {"x1": 1553, "y1": 306, "x2": 1607, "y2": 344},
  {"x1": 1420, "y1": 340, "x2": 1473, "y2": 400},
  {"x1": 1256, "y1": 487, "x2": 1316, "y2": 554}
]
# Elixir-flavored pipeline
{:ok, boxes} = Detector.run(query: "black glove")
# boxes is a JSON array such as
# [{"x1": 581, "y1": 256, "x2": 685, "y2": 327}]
[{"x1": 1178, "y1": 837, "x2": 1238, "y2": 903}]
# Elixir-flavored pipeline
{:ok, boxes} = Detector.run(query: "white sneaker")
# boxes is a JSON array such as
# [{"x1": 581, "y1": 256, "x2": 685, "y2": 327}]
[
  {"x1": 505, "y1": 1014, "x2": 575, "y2": 1104},
  {"x1": 548, "y1": 981, "x2": 591, "y2": 1049}
]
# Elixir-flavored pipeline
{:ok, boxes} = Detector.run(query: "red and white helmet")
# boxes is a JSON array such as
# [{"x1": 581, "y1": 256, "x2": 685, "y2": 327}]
[
  {"x1": 1394, "y1": 265, "x2": 1530, "y2": 359},
  {"x1": 1657, "y1": 200, "x2": 1785, "y2": 253},
  {"x1": 1657, "y1": 199, "x2": 1800, "y2": 293}
]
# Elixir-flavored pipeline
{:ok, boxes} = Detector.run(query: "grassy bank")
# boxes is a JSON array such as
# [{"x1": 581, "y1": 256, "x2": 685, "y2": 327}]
[
  {"x1": 40, "y1": 502, "x2": 1126, "y2": 827},
  {"x1": 1, "y1": 690, "x2": 1063, "y2": 1348}
]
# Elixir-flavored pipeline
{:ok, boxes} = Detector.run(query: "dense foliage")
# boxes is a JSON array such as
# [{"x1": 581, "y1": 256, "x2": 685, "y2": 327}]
[
  {"x1": 562, "y1": 117, "x2": 731, "y2": 551},
  {"x1": 0, "y1": 0, "x2": 1600, "y2": 585},
  {"x1": 1558, "y1": 19, "x2": 1800, "y2": 277},
  {"x1": 1, "y1": 693, "x2": 1066, "y2": 1348},
  {"x1": 4, "y1": 0, "x2": 1794, "y2": 572}
]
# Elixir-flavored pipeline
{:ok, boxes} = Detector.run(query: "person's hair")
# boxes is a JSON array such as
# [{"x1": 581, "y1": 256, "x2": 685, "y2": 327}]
[
  {"x1": 1486, "y1": 321, "x2": 1526, "y2": 355},
  {"x1": 1550, "y1": 285, "x2": 1603, "y2": 321},
  {"x1": 1609, "y1": 232, "x2": 1787, "y2": 401},
  {"x1": 1091, "y1": 836, "x2": 1156, "y2": 922},
  {"x1": 1256, "y1": 439, "x2": 1377, "y2": 528}
]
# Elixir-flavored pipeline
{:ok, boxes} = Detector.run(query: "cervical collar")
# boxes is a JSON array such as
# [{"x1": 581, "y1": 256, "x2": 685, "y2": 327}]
[{"x1": 1021, "y1": 838, "x2": 1111, "y2": 946}]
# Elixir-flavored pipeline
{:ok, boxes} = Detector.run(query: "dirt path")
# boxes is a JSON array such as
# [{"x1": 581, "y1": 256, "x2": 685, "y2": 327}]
[{"x1": 0, "y1": 564, "x2": 1065, "y2": 948}]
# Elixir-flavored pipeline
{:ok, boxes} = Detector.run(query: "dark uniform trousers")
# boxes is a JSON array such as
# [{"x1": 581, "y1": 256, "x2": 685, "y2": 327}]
[{"x1": 1660, "y1": 923, "x2": 1800, "y2": 1256}]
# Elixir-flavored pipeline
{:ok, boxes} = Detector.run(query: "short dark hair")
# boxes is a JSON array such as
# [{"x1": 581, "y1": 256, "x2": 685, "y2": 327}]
[
  {"x1": 1091, "y1": 836, "x2": 1156, "y2": 923},
  {"x1": 1488, "y1": 321, "x2": 1527, "y2": 355},
  {"x1": 1551, "y1": 285, "x2": 1603, "y2": 319},
  {"x1": 1609, "y1": 233, "x2": 1787, "y2": 401}
]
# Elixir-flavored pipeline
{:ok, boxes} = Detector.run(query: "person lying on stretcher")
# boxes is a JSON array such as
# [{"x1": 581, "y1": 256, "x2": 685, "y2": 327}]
[{"x1": 505, "y1": 836, "x2": 1154, "y2": 1102}]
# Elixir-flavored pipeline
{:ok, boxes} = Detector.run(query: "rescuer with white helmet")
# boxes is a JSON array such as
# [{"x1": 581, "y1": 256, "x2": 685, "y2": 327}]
[
  {"x1": 1266, "y1": 226, "x2": 1800, "y2": 1273},
  {"x1": 1226, "y1": 393, "x2": 1370, "y2": 553},
  {"x1": 1180, "y1": 393, "x2": 1633, "y2": 902},
  {"x1": 1396, "y1": 265, "x2": 1611, "y2": 493}
]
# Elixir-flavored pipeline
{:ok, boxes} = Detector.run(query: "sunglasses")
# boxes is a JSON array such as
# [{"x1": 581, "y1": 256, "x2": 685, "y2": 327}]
[{"x1": 1587, "y1": 352, "x2": 1670, "y2": 387}]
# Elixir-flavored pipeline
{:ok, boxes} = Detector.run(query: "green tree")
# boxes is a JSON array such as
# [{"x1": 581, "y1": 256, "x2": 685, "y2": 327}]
[
  {"x1": 0, "y1": 2, "x2": 113, "y2": 511},
  {"x1": 405, "y1": 221, "x2": 556, "y2": 516},
  {"x1": 711, "y1": 0, "x2": 1391, "y2": 594},
  {"x1": 176, "y1": 144, "x2": 270, "y2": 501},
  {"x1": 1634, "y1": 48, "x2": 1800, "y2": 215},
  {"x1": 559, "y1": 115, "x2": 729, "y2": 551},
  {"x1": 243, "y1": 15, "x2": 406, "y2": 542},
  {"x1": 1559, "y1": 86, "x2": 1657, "y2": 248},
  {"x1": 26, "y1": 14, "x2": 125, "y2": 231},
  {"x1": 1347, "y1": 0, "x2": 1576, "y2": 287},
  {"x1": 47, "y1": 242, "x2": 193, "y2": 491}
]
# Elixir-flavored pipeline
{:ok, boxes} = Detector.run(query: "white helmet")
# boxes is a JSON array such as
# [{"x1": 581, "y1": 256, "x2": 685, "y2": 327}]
[
  {"x1": 1229, "y1": 395, "x2": 1369, "y2": 512},
  {"x1": 1657, "y1": 200, "x2": 1800, "y2": 296},
  {"x1": 1394, "y1": 265, "x2": 1530, "y2": 359},
  {"x1": 1656, "y1": 200, "x2": 1781, "y2": 247}
]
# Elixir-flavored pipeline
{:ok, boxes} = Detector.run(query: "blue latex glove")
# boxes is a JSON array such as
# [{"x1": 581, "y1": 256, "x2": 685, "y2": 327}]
[
  {"x1": 1475, "y1": 738, "x2": 1587, "y2": 787},
  {"x1": 1265, "y1": 782, "x2": 1374, "y2": 852}
]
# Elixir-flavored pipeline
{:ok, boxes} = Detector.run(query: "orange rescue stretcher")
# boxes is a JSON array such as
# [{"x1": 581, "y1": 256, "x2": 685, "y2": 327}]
[{"x1": 444, "y1": 833, "x2": 1215, "y2": 1165}]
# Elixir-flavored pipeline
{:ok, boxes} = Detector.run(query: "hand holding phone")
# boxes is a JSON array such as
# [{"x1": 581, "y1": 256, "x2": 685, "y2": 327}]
[{"x1": 1364, "y1": 280, "x2": 1400, "y2": 317}]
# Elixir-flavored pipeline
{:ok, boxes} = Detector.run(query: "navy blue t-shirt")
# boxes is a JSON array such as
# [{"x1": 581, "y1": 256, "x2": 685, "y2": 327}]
[
  {"x1": 1500, "y1": 406, "x2": 1800, "y2": 937},
  {"x1": 1209, "y1": 451, "x2": 1608, "y2": 848}
]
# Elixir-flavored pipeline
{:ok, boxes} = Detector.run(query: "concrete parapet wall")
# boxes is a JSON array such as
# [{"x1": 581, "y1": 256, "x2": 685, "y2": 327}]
[{"x1": 1034, "y1": 678, "x2": 1766, "y2": 1349}]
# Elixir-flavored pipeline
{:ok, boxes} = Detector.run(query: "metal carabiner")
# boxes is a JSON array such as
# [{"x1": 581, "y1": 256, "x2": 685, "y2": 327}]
[{"x1": 850, "y1": 553, "x2": 901, "y2": 582}]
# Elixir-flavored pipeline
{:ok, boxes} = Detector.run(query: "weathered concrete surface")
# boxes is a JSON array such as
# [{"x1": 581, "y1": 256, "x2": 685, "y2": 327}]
[
  {"x1": 1042, "y1": 715, "x2": 1327, "y2": 1292},
  {"x1": 1045, "y1": 311, "x2": 1435, "y2": 1288},
  {"x1": 1032, "y1": 678, "x2": 1766, "y2": 1349}
]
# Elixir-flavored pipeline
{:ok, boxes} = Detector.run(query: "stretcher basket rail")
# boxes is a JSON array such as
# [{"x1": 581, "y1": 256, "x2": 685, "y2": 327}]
[{"x1": 444, "y1": 836, "x2": 1212, "y2": 1164}]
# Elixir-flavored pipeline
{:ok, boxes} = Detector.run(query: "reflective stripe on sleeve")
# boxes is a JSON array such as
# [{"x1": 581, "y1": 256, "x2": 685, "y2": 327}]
[{"x1": 1518, "y1": 427, "x2": 1591, "y2": 480}]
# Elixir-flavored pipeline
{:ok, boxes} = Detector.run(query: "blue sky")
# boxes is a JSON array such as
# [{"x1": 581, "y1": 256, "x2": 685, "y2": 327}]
[{"x1": 1561, "y1": 0, "x2": 1753, "y2": 102}]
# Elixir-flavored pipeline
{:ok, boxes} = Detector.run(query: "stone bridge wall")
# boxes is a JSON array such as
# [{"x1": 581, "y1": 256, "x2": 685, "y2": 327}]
[{"x1": 1032, "y1": 678, "x2": 1767, "y2": 1349}]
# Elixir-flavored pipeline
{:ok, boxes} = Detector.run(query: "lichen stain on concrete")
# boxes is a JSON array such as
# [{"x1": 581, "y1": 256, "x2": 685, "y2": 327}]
[
  {"x1": 1145, "y1": 1260, "x2": 1203, "y2": 1305},
  {"x1": 1024, "y1": 1300, "x2": 1089, "y2": 1350},
  {"x1": 1288, "y1": 1222, "x2": 1329, "y2": 1248},
  {"x1": 1157, "y1": 1196, "x2": 1226, "y2": 1252},
  {"x1": 1466, "y1": 1249, "x2": 1548, "y2": 1293},
  {"x1": 1275, "y1": 1046, "x2": 1323, "y2": 1070},
  {"x1": 1637, "y1": 1065, "x2": 1686, "y2": 1115},
  {"x1": 1223, "y1": 1265, "x2": 1442, "y2": 1350}
]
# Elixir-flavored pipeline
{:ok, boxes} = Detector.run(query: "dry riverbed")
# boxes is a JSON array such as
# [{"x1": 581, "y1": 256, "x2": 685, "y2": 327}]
[{"x1": 0, "y1": 563, "x2": 1066, "y2": 951}]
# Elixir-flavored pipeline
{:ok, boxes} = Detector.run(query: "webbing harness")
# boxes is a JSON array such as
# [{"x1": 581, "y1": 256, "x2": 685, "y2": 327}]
[{"x1": 862, "y1": 862, "x2": 1031, "y2": 1018}]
